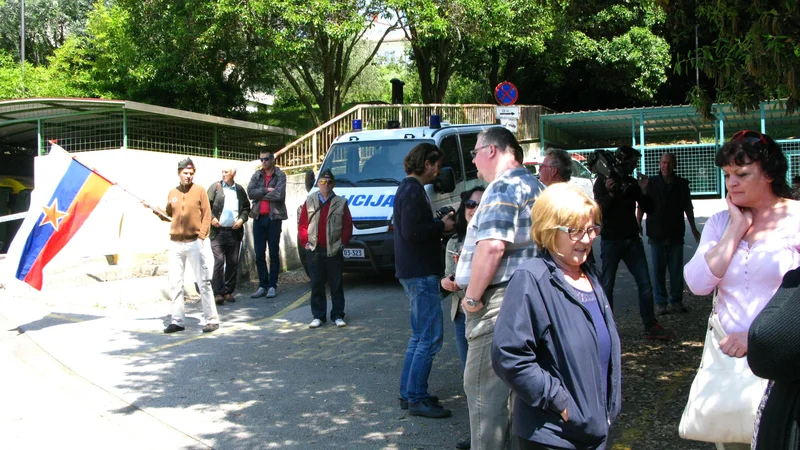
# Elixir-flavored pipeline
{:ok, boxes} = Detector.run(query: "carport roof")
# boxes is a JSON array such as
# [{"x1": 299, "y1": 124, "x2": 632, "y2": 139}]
[
  {"x1": 0, "y1": 98, "x2": 295, "y2": 149},
  {"x1": 541, "y1": 101, "x2": 800, "y2": 146}
]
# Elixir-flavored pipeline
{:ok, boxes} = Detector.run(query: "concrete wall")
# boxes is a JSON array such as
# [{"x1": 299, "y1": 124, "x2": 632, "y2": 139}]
[{"x1": 26, "y1": 149, "x2": 310, "y2": 284}]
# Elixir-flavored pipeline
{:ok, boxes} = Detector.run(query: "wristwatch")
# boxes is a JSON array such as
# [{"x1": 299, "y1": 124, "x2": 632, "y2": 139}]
[{"x1": 464, "y1": 296, "x2": 482, "y2": 308}]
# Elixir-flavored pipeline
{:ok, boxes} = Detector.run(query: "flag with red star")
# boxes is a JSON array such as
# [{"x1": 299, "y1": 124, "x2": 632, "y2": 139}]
[{"x1": 14, "y1": 145, "x2": 113, "y2": 290}]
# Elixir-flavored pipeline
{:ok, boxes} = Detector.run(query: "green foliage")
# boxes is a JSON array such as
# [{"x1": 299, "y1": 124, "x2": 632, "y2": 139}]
[
  {"x1": 0, "y1": 0, "x2": 94, "y2": 66},
  {"x1": 0, "y1": 50, "x2": 89, "y2": 99},
  {"x1": 670, "y1": 0, "x2": 799, "y2": 114}
]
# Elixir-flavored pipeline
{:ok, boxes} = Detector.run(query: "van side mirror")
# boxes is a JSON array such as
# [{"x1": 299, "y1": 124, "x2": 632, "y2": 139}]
[
  {"x1": 434, "y1": 166, "x2": 456, "y2": 194},
  {"x1": 304, "y1": 170, "x2": 315, "y2": 192}
]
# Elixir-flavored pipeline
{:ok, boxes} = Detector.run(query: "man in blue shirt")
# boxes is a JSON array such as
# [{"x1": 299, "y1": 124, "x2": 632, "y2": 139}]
[
  {"x1": 394, "y1": 143, "x2": 455, "y2": 418},
  {"x1": 208, "y1": 167, "x2": 250, "y2": 305}
]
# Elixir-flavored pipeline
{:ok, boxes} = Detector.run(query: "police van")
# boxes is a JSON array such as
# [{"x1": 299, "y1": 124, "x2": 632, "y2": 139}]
[{"x1": 300, "y1": 118, "x2": 500, "y2": 274}]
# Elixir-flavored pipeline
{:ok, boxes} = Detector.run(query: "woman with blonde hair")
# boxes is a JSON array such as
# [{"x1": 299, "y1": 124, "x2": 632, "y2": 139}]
[{"x1": 492, "y1": 182, "x2": 621, "y2": 449}]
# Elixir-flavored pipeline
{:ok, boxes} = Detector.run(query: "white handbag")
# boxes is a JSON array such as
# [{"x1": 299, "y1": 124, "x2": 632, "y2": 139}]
[{"x1": 678, "y1": 294, "x2": 769, "y2": 444}]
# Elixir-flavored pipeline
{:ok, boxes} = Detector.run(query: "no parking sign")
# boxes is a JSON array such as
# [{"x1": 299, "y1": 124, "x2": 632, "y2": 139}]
[{"x1": 494, "y1": 81, "x2": 519, "y2": 106}]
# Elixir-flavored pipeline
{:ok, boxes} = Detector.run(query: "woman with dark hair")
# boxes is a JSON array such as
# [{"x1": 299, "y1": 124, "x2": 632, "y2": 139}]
[
  {"x1": 441, "y1": 185, "x2": 485, "y2": 449},
  {"x1": 684, "y1": 130, "x2": 800, "y2": 449}
]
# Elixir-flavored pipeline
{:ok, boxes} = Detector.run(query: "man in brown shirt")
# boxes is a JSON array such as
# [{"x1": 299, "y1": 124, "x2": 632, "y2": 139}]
[{"x1": 151, "y1": 158, "x2": 220, "y2": 333}]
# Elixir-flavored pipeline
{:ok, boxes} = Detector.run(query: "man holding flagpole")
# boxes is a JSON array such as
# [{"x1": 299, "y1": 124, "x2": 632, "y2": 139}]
[{"x1": 150, "y1": 158, "x2": 220, "y2": 333}]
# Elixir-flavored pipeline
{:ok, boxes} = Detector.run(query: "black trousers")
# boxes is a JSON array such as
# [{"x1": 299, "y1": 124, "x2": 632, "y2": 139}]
[
  {"x1": 211, "y1": 228, "x2": 242, "y2": 295},
  {"x1": 306, "y1": 248, "x2": 345, "y2": 321}
]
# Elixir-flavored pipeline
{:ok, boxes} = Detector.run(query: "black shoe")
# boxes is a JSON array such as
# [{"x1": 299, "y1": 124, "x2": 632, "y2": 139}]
[
  {"x1": 224, "y1": 294, "x2": 235, "y2": 303},
  {"x1": 644, "y1": 323, "x2": 671, "y2": 340},
  {"x1": 408, "y1": 399, "x2": 451, "y2": 418},
  {"x1": 656, "y1": 303, "x2": 671, "y2": 315},
  {"x1": 202, "y1": 323, "x2": 219, "y2": 333},
  {"x1": 455, "y1": 436, "x2": 471, "y2": 449},
  {"x1": 399, "y1": 395, "x2": 439, "y2": 410},
  {"x1": 671, "y1": 302, "x2": 689, "y2": 313},
  {"x1": 164, "y1": 324, "x2": 185, "y2": 333}
]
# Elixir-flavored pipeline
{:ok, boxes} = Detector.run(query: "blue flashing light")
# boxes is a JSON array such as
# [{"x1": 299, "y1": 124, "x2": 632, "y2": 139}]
[
  {"x1": 352, "y1": 119, "x2": 363, "y2": 131},
  {"x1": 430, "y1": 114, "x2": 441, "y2": 129}
]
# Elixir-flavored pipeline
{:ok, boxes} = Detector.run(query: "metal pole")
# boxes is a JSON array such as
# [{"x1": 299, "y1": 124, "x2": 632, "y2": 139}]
[
  {"x1": 695, "y1": 25, "x2": 699, "y2": 90},
  {"x1": 20, "y1": 0, "x2": 25, "y2": 94}
]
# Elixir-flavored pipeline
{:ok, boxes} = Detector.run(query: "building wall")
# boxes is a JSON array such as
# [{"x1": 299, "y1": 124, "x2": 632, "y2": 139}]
[{"x1": 8, "y1": 149, "x2": 310, "y2": 289}]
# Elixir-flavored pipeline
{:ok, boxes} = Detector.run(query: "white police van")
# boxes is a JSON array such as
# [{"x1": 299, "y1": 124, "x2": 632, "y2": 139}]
[{"x1": 300, "y1": 118, "x2": 500, "y2": 274}]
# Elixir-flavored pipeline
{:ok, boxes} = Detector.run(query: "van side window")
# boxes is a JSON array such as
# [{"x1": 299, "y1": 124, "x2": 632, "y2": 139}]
[
  {"x1": 459, "y1": 133, "x2": 479, "y2": 180},
  {"x1": 439, "y1": 135, "x2": 463, "y2": 182}
]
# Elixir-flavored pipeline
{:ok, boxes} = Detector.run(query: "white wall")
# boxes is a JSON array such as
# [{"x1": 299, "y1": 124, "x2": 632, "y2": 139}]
[{"x1": 27, "y1": 149, "x2": 309, "y2": 282}]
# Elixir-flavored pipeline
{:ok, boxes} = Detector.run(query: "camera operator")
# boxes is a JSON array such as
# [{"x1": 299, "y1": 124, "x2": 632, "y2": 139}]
[{"x1": 593, "y1": 145, "x2": 669, "y2": 341}]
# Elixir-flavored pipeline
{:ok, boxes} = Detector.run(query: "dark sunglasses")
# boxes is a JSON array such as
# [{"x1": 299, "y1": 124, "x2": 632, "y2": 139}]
[
  {"x1": 464, "y1": 199, "x2": 479, "y2": 209},
  {"x1": 732, "y1": 130, "x2": 768, "y2": 146}
]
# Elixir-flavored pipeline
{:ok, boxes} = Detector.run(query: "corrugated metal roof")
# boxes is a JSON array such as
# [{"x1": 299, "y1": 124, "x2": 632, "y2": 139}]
[
  {"x1": 0, "y1": 98, "x2": 295, "y2": 149},
  {"x1": 541, "y1": 101, "x2": 800, "y2": 147}
]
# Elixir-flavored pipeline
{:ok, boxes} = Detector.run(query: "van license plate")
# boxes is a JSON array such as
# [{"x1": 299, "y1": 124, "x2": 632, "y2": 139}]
[{"x1": 343, "y1": 248, "x2": 364, "y2": 258}]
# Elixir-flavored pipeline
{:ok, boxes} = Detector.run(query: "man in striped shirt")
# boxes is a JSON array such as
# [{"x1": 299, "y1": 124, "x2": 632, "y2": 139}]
[{"x1": 455, "y1": 127, "x2": 544, "y2": 449}]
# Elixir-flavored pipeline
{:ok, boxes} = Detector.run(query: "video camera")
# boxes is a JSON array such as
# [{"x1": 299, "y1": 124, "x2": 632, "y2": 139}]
[
  {"x1": 585, "y1": 148, "x2": 639, "y2": 193},
  {"x1": 436, "y1": 205, "x2": 455, "y2": 219}
]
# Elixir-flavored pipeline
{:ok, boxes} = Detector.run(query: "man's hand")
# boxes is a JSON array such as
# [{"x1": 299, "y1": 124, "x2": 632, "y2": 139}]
[
  {"x1": 442, "y1": 212, "x2": 455, "y2": 233},
  {"x1": 719, "y1": 331, "x2": 748, "y2": 358},
  {"x1": 211, "y1": 217, "x2": 221, "y2": 227},
  {"x1": 560, "y1": 407, "x2": 568, "y2": 422},
  {"x1": 304, "y1": 242, "x2": 312, "y2": 250},
  {"x1": 441, "y1": 276, "x2": 459, "y2": 292},
  {"x1": 637, "y1": 174, "x2": 649, "y2": 194},
  {"x1": 232, "y1": 218, "x2": 243, "y2": 230},
  {"x1": 267, "y1": 187, "x2": 275, "y2": 192},
  {"x1": 604, "y1": 178, "x2": 617, "y2": 197}
]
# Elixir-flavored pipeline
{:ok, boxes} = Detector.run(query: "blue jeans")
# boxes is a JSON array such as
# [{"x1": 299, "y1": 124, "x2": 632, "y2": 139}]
[
  {"x1": 453, "y1": 308, "x2": 468, "y2": 372},
  {"x1": 649, "y1": 240, "x2": 685, "y2": 306},
  {"x1": 600, "y1": 237, "x2": 657, "y2": 328},
  {"x1": 399, "y1": 275, "x2": 444, "y2": 404},
  {"x1": 253, "y1": 215, "x2": 282, "y2": 289}
]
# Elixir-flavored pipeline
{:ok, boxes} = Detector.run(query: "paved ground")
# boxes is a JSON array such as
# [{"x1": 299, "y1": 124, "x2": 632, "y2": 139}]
[{"x1": 0, "y1": 200, "x2": 728, "y2": 449}]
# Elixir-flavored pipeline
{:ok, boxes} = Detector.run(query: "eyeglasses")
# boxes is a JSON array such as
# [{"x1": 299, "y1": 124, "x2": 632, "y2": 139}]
[
  {"x1": 553, "y1": 225, "x2": 602, "y2": 241},
  {"x1": 464, "y1": 199, "x2": 479, "y2": 209},
  {"x1": 470, "y1": 145, "x2": 492, "y2": 158},
  {"x1": 260, "y1": 156, "x2": 274, "y2": 161},
  {"x1": 732, "y1": 130, "x2": 768, "y2": 146},
  {"x1": 318, "y1": 179, "x2": 333, "y2": 185}
]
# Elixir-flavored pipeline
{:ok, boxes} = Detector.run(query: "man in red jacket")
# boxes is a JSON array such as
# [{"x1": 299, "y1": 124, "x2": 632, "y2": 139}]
[{"x1": 298, "y1": 170, "x2": 353, "y2": 328}]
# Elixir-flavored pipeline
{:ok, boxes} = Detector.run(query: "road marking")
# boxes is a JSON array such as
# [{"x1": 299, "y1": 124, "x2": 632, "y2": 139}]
[
  {"x1": 611, "y1": 367, "x2": 695, "y2": 450},
  {"x1": 127, "y1": 291, "x2": 311, "y2": 357}
]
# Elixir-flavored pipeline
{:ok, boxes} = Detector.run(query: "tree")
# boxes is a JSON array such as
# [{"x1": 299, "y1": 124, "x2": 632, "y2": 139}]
[
  {"x1": 389, "y1": 0, "x2": 472, "y2": 103},
  {"x1": 244, "y1": 0, "x2": 399, "y2": 125},
  {"x1": 0, "y1": 0, "x2": 94, "y2": 66},
  {"x1": 53, "y1": 0, "x2": 259, "y2": 115},
  {"x1": 668, "y1": 0, "x2": 799, "y2": 115},
  {"x1": 513, "y1": 0, "x2": 671, "y2": 110}
]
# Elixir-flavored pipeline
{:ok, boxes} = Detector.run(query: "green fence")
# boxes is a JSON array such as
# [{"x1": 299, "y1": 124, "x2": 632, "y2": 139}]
[{"x1": 567, "y1": 139, "x2": 800, "y2": 198}]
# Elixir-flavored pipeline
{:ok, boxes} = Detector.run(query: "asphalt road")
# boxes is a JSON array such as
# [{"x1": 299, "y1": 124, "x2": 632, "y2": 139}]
[{"x1": 0, "y1": 199, "x2": 727, "y2": 449}]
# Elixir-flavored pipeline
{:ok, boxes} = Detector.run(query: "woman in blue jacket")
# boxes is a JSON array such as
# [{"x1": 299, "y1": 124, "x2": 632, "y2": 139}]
[{"x1": 492, "y1": 183, "x2": 621, "y2": 450}]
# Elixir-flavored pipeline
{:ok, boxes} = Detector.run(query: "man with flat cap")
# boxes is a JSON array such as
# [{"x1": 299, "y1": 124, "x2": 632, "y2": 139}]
[
  {"x1": 297, "y1": 169, "x2": 353, "y2": 328},
  {"x1": 148, "y1": 158, "x2": 220, "y2": 333}
]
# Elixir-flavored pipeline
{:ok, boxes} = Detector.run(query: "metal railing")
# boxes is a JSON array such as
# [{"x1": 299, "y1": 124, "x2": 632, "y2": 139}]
[{"x1": 274, "y1": 104, "x2": 551, "y2": 171}]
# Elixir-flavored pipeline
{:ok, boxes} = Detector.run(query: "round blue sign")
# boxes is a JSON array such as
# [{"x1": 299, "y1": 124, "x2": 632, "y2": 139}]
[{"x1": 494, "y1": 81, "x2": 519, "y2": 106}]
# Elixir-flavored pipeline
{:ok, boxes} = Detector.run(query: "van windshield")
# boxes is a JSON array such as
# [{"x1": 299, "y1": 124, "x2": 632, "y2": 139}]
[{"x1": 320, "y1": 139, "x2": 435, "y2": 186}]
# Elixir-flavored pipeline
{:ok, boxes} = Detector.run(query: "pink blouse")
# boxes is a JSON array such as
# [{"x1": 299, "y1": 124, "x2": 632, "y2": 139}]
[{"x1": 684, "y1": 209, "x2": 800, "y2": 333}]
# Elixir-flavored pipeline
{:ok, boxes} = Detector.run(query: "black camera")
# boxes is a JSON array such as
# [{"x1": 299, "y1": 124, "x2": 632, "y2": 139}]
[
  {"x1": 586, "y1": 148, "x2": 638, "y2": 193},
  {"x1": 436, "y1": 205, "x2": 455, "y2": 219}
]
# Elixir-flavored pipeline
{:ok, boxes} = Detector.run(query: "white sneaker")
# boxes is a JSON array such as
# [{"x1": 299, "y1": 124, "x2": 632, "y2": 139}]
[
  {"x1": 266, "y1": 287, "x2": 277, "y2": 298},
  {"x1": 309, "y1": 319, "x2": 323, "y2": 329},
  {"x1": 335, "y1": 318, "x2": 346, "y2": 328}
]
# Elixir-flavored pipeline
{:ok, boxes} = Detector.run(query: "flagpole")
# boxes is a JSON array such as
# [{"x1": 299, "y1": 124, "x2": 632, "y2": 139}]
[{"x1": 47, "y1": 141, "x2": 172, "y2": 221}]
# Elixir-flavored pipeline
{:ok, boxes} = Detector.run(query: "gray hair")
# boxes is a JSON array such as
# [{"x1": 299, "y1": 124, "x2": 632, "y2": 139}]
[
  {"x1": 545, "y1": 148, "x2": 572, "y2": 182},
  {"x1": 478, "y1": 127, "x2": 523, "y2": 163}
]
